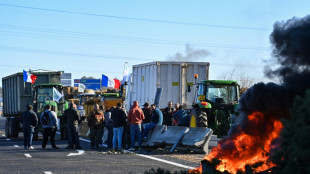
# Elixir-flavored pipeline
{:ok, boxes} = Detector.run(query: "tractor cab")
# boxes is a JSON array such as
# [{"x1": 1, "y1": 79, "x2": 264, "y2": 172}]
[{"x1": 194, "y1": 80, "x2": 240, "y2": 137}]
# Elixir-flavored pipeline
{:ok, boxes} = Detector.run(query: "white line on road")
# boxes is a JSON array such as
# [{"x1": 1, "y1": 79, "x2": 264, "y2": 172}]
[
  {"x1": 1, "y1": 134, "x2": 5, "y2": 137},
  {"x1": 66, "y1": 132, "x2": 194, "y2": 169},
  {"x1": 136, "y1": 154, "x2": 195, "y2": 170},
  {"x1": 14, "y1": 145, "x2": 19, "y2": 147},
  {"x1": 44, "y1": 171, "x2": 53, "y2": 174},
  {"x1": 24, "y1": 154, "x2": 32, "y2": 158},
  {"x1": 67, "y1": 150, "x2": 85, "y2": 156},
  {"x1": 6, "y1": 138, "x2": 10, "y2": 141}
]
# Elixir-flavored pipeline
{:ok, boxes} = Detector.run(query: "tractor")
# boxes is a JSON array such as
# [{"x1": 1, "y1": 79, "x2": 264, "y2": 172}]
[{"x1": 193, "y1": 79, "x2": 240, "y2": 137}]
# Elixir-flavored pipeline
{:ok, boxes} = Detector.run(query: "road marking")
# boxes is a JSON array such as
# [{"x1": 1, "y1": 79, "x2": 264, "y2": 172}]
[
  {"x1": 136, "y1": 154, "x2": 195, "y2": 170},
  {"x1": 66, "y1": 132, "x2": 194, "y2": 169},
  {"x1": 67, "y1": 150, "x2": 85, "y2": 156},
  {"x1": 24, "y1": 154, "x2": 32, "y2": 158},
  {"x1": 6, "y1": 138, "x2": 10, "y2": 141},
  {"x1": 1, "y1": 134, "x2": 5, "y2": 137},
  {"x1": 14, "y1": 145, "x2": 19, "y2": 147},
  {"x1": 44, "y1": 171, "x2": 53, "y2": 174}
]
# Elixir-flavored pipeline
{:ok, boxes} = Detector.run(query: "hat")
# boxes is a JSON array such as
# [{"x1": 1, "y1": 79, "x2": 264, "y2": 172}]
[{"x1": 143, "y1": 102, "x2": 150, "y2": 106}]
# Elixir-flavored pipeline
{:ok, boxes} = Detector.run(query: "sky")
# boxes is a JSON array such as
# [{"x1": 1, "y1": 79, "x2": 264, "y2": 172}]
[{"x1": 0, "y1": 0, "x2": 309, "y2": 87}]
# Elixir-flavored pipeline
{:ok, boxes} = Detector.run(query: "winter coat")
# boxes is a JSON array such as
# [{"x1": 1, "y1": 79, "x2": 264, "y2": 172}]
[
  {"x1": 104, "y1": 111, "x2": 113, "y2": 127},
  {"x1": 21, "y1": 110, "x2": 38, "y2": 128},
  {"x1": 151, "y1": 108, "x2": 163, "y2": 126},
  {"x1": 142, "y1": 107, "x2": 151, "y2": 124},
  {"x1": 87, "y1": 109, "x2": 104, "y2": 129},
  {"x1": 163, "y1": 107, "x2": 174, "y2": 126},
  {"x1": 111, "y1": 107, "x2": 127, "y2": 128},
  {"x1": 128, "y1": 102, "x2": 144, "y2": 124},
  {"x1": 63, "y1": 107, "x2": 81, "y2": 126},
  {"x1": 40, "y1": 110, "x2": 58, "y2": 129}
]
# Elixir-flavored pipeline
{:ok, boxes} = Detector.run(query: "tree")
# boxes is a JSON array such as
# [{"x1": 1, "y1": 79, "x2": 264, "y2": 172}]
[
  {"x1": 218, "y1": 69, "x2": 254, "y2": 96},
  {"x1": 272, "y1": 89, "x2": 310, "y2": 174}
]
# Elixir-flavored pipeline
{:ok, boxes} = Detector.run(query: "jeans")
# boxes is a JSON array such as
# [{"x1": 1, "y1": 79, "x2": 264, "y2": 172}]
[
  {"x1": 130, "y1": 124, "x2": 142, "y2": 148},
  {"x1": 67, "y1": 124, "x2": 80, "y2": 148},
  {"x1": 106, "y1": 126, "x2": 113, "y2": 148},
  {"x1": 42, "y1": 127, "x2": 57, "y2": 148},
  {"x1": 142, "y1": 122, "x2": 156, "y2": 139},
  {"x1": 23, "y1": 126, "x2": 34, "y2": 148},
  {"x1": 90, "y1": 128, "x2": 103, "y2": 148},
  {"x1": 113, "y1": 126, "x2": 124, "y2": 149}
]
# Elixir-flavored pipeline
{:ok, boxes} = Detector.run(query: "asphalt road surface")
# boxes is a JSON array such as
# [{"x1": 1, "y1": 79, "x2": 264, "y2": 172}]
[{"x1": 0, "y1": 117, "x2": 199, "y2": 174}]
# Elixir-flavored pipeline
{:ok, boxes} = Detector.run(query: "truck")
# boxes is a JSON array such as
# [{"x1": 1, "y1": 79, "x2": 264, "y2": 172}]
[
  {"x1": 124, "y1": 61, "x2": 210, "y2": 110},
  {"x1": 193, "y1": 80, "x2": 240, "y2": 137},
  {"x1": 2, "y1": 71, "x2": 68, "y2": 139}
]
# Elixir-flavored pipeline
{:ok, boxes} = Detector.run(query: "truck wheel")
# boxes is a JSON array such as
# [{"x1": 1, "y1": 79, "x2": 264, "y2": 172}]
[
  {"x1": 10, "y1": 118, "x2": 20, "y2": 138},
  {"x1": 5, "y1": 118, "x2": 11, "y2": 137},
  {"x1": 194, "y1": 107, "x2": 208, "y2": 127}
]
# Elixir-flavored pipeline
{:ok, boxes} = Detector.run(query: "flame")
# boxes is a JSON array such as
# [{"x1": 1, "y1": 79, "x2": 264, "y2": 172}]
[{"x1": 190, "y1": 112, "x2": 283, "y2": 174}]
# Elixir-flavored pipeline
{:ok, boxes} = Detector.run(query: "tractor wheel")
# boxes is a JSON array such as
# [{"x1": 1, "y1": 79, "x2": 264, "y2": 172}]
[
  {"x1": 5, "y1": 118, "x2": 11, "y2": 137},
  {"x1": 193, "y1": 107, "x2": 208, "y2": 127}
]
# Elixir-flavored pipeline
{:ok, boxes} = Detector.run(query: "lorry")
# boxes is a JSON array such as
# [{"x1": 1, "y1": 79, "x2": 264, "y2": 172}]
[
  {"x1": 193, "y1": 79, "x2": 240, "y2": 137},
  {"x1": 2, "y1": 71, "x2": 68, "y2": 139},
  {"x1": 124, "y1": 61, "x2": 210, "y2": 110}
]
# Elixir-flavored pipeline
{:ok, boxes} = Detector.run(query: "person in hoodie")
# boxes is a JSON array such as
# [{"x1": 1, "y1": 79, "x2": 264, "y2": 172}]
[
  {"x1": 40, "y1": 104, "x2": 58, "y2": 149},
  {"x1": 142, "y1": 104, "x2": 163, "y2": 140},
  {"x1": 172, "y1": 105, "x2": 189, "y2": 127},
  {"x1": 127, "y1": 101, "x2": 144, "y2": 151}
]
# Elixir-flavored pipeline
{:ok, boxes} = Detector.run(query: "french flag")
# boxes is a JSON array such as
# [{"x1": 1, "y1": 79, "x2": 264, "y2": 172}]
[
  {"x1": 23, "y1": 70, "x2": 37, "y2": 84},
  {"x1": 102, "y1": 74, "x2": 120, "y2": 89}
]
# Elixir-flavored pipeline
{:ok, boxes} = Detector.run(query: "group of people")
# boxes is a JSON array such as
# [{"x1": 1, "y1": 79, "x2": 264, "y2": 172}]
[
  {"x1": 20, "y1": 103, "x2": 82, "y2": 150},
  {"x1": 20, "y1": 100, "x2": 191, "y2": 151}
]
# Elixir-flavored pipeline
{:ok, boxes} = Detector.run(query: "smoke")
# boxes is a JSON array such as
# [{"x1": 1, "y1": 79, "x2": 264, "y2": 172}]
[
  {"x1": 265, "y1": 15, "x2": 310, "y2": 96},
  {"x1": 167, "y1": 44, "x2": 209, "y2": 61}
]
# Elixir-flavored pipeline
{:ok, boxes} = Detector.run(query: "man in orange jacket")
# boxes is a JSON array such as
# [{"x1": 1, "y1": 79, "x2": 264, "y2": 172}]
[{"x1": 127, "y1": 101, "x2": 144, "y2": 151}]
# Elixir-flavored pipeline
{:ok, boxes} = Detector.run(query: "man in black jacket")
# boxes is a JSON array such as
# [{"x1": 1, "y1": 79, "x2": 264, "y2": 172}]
[
  {"x1": 63, "y1": 103, "x2": 82, "y2": 149},
  {"x1": 20, "y1": 105, "x2": 38, "y2": 149},
  {"x1": 111, "y1": 102, "x2": 127, "y2": 151}
]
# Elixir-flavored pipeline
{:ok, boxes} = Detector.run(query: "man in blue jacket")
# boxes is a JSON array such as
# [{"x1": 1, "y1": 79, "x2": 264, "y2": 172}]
[
  {"x1": 142, "y1": 104, "x2": 163, "y2": 140},
  {"x1": 20, "y1": 105, "x2": 38, "y2": 149},
  {"x1": 40, "y1": 105, "x2": 58, "y2": 149}
]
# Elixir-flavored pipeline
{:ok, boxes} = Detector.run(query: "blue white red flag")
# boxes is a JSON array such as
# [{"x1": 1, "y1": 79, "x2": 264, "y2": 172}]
[
  {"x1": 102, "y1": 74, "x2": 120, "y2": 89},
  {"x1": 23, "y1": 70, "x2": 37, "y2": 84}
]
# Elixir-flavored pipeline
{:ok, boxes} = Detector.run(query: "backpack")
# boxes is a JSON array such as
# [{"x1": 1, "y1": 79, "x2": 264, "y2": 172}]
[
  {"x1": 41, "y1": 111, "x2": 50, "y2": 125},
  {"x1": 94, "y1": 114, "x2": 103, "y2": 126}
]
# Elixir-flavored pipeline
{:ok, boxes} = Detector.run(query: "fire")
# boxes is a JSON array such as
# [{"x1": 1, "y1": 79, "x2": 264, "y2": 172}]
[{"x1": 190, "y1": 112, "x2": 283, "y2": 174}]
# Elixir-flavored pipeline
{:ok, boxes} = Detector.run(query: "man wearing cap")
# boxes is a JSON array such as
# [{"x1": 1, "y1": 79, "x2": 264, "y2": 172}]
[
  {"x1": 142, "y1": 102, "x2": 151, "y2": 124},
  {"x1": 127, "y1": 101, "x2": 144, "y2": 151},
  {"x1": 142, "y1": 104, "x2": 163, "y2": 140}
]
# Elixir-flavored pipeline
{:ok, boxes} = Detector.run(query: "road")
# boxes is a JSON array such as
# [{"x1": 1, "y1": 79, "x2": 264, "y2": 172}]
[{"x1": 0, "y1": 117, "x2": 200, "y2": 174}]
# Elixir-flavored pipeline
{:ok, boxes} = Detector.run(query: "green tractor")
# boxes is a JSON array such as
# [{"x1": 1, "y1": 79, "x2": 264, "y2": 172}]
[
  {"x1": 32, "y1": 84, "x2": 69, "y2": 140},
  {"x1": 193, "y1": 80, "x2": 240, "y2": 137}
]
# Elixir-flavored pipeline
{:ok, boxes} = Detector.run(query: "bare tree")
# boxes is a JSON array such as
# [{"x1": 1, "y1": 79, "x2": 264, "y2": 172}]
[{"x1": 218, "y1": 69, "x2": 254, "y2": 96}]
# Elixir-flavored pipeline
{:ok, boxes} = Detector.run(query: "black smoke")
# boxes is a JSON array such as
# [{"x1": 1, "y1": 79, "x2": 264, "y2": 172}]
[
  {"x1": 167, "y1": 44, "x2": 209, "y2": 61},
  {"x1": 266, "y1": 15, "x2": 310, "y2": 96}
]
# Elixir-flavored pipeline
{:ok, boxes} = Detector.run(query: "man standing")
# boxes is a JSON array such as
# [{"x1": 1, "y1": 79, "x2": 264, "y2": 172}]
[
  {"x1": 111, "y1": 102, "x2": 127, "y2": 151},
  {"x1": 142, "y1": 102, "x2": 151, "y2": 124},
  {"x1": 20, "y1": 105, "x2": 38, "y2": 149},
  {"x1": 87, "y1": 104, "x2": 104, "y2": 149},
  {"x1": 142, "y1": 104, "x2": 163, "y2": 140},
  {"x1": 163, "y1": 101, "x2": 174, "y2": 126},
  {"x1": 127, "y1": 101, "x2": 144, "y2": 151},
  {"x1": 63, "y1": 103, "x2": 82, "y2": 149},
  {"x1": 40, "y1": 104, "x2": 58, "y2": 149}
]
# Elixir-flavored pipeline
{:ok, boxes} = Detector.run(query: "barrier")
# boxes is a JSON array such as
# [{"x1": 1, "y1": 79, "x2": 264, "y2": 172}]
[
  {"x1": 143, "y1": 125, "x2": 167, "y2": 146},
  {"x1": 181, "y1": 127, "x2": 213, "y2": 154}
]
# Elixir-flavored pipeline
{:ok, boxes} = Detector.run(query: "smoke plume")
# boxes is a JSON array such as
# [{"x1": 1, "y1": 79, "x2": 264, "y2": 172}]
[{"x1": 167, "y1": 44, "x2": 209, "y2": 61}]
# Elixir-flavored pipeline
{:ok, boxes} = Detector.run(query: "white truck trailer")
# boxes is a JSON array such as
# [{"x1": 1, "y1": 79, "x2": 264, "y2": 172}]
[{"x1": 124, "y1": 61, "x2": 210, "y2": 110}]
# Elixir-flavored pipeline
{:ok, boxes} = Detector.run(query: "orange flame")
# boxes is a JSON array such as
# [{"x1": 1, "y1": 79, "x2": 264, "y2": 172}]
[{"x1": 190, "y1": 112, "x2": 283, "y2": 174}]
